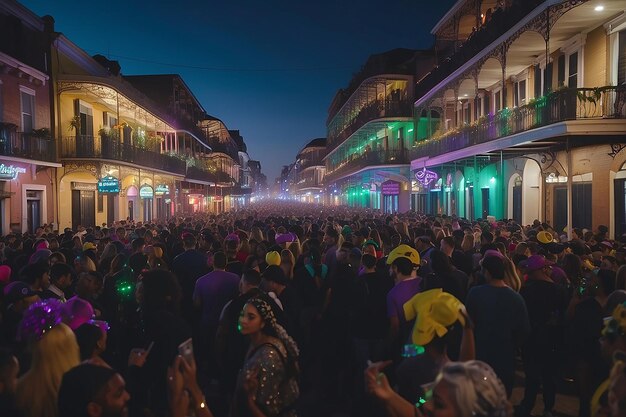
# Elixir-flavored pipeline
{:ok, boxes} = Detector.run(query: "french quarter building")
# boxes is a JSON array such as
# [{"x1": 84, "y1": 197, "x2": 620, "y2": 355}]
[{"x1": 410, "y1": 0, "x2": 626, "y2": 237}]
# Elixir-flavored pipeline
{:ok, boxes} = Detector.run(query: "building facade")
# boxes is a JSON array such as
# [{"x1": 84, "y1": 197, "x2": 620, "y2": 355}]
[
  {"x1": 0, "y1": 2, "x2": 59, "y2": 234},
  {"x1": 409, "y1": 0, "x2": 626, "y2": 237},
  {"x1": 325, "y1": 49, "x2": 436, "y2": 213},
  {"x1": 294, "y1": 138, "x2": 326, "y2": 203}
]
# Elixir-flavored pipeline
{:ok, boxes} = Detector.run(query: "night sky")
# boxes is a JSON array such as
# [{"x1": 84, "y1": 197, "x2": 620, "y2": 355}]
[{"x1": 21, "y1": 0, "x2": 456, "y2": 182}]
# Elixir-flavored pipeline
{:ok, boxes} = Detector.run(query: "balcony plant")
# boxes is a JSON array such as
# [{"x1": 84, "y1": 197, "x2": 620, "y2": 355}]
[
  {"x1": 31, "y1": 128, "x2": 50, "y2": 138},
  {"x1": 68, "y1": 116, "x2": 81, "y2": 133}
]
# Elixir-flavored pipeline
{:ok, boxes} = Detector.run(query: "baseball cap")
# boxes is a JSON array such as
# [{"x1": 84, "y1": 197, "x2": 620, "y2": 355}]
[
  {"x1": 387, "y1": 244, "x2": 420, "y2": 265},
  {"x1": 4, "y1": 281, "x2": 37, "y2": 304},
  {"x1": 403, "y1": 288, "x2": 466, "y2": 346},
  {"x1": 265, "y1": 251, "x2": 281, "y2": 266},
  {"x1": 519, "y1": 255, "x2": 553, "y2": 272}
]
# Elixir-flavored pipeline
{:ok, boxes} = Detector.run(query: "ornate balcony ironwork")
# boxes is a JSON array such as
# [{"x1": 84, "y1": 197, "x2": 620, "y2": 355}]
[
  {"x1": 0, "y1": 124, "x2": 56, "y2": 163},
  {"x1": 325, "y1": 149, "x2": 410, "y2": 182},
  {"x1": 61, "y1": 135, "x2": 186, "y2": 175},
  {"x1": 410, "y1": 86, "x2": 626, "y2": 160}
]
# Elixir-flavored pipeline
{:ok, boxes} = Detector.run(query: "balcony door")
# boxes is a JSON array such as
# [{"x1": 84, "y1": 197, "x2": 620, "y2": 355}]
[
  {"x1": 72, "y1": 190, "x2": 95, "y2": 229},
  {"x1": 74, "y1": 100, "x2": 94, "y2": 156}
]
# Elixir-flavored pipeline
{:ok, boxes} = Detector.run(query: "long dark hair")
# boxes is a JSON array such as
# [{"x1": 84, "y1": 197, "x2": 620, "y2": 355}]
[{"x1": 140, "y1": 269, "x2": 182, "y2": 315}]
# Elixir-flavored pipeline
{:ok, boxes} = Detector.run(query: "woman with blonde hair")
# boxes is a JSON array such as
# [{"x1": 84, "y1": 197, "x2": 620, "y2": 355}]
[
  {"x1": 502, "y1": 256, "x2": 522, "y2": 292},
  {"x1": 15, "y1": 300, "x2": 80, "y2": 417},
  {"x1": 251, "y1": 226, "x2": 265, "y2": 244}
]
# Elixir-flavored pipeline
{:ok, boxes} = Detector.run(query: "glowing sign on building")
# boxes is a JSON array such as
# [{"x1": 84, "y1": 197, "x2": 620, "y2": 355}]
[
  {"x1": 415, "y1": 167, "x2": 438, "y2": 186},
  {"x1": 0, "y1": 164, "x2": 26, "y2": 180}
]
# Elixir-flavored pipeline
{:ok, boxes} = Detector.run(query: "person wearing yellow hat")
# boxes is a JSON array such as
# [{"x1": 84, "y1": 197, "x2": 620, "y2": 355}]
[
  {"x1": 394, "y1": 289, "x2": 475, "y2": 402},
  {"x1": 385, "y1": 244, "x2": 422, "y2": 359},
  {"x1": 265, "y1": 251, "x2": 281, "y2": 267},
  {"x1": 536, "y1": 230, "x2": 555, "y2": 245}
]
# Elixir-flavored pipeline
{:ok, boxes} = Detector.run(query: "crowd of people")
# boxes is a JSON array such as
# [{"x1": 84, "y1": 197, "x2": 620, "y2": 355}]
[{"x1": 0, "y1": 200, "x2": 625, "y2": 417}]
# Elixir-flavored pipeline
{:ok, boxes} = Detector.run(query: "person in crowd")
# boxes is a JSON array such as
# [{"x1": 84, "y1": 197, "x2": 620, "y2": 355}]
[
  {"x1": 0, "y1": 348, "x2": 20, "y2": 417},
  {"x1": 74, "y1": 320, "x2": 110, "y2": 368},
  {"x1": 517, "y1": 255, "x2": 569, "y2": 417},
  {"x1": 465, "y1": 254, "x2": 530, "y2": 396},
  {"x1": 171, "y1": 232, "x2": 208, "y2": 324},
  {"x1": 15, "y1": 300, "x2": 80, "y2": 417},
  {"x1": 41, "y1": 262, "x2": 73, "y2": 302},
  {"x1": 420, "y1": 248, "x2": 468, "y2": 302},
  {"x1": 365, "y1": 359, "x2": 511, "y2": 417},
  {"x1": 57, "y1": 364, "x2": 130, "y2": 417},
  {"x1": 234, "y1": 297, "x2": 299, "y2": 417}
]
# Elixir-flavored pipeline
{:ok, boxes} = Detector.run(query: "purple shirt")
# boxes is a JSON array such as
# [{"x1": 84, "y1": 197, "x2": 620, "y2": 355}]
[
  {"x1": 386, "y1": 277, "x2": 422, "y2": 321},
  {"x1": 193, "y1": 270, "x2": 240, "y2": 327}
]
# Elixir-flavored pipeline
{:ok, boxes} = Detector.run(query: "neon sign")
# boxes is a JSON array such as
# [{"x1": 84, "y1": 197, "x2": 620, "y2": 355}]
[
  {"x1": 0, "y1": 164, "x2": 26, "y2": 180},
  {"x1": 415, "y1": 167, "x2": 438, "y2": 186}
]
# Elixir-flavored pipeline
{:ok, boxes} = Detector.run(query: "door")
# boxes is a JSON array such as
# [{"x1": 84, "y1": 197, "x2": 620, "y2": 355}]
[
  {"x1": 72, "y1": 190, "x2": 82, "y2": 230},
  {"x1": 572, "y1": 183, "x2": 592, "y2": 229},
  {"x1": 128, "y1": 200, "x2": 134, "y2": 221},
  {"x1": 80, "y1": 191, "x2": 95, "y2": 228},
  {"x1": 615, "y1": 179, "x2": 626, "y2": 238},
  {"x1": 467, "y1": 186, "x2": 474, "y2": 220},
  {"x1": 143, "y1": 198, "x2": 153, "y2": 222},
  {"x1": 481, "y1": 188, "x2": 490, "y2": 219},
  {"x1": 27, "y1": 199, "x2": 40, "y2": 234},
  {"x1": 554, "y1": 187, "x2": 568, "y2": 233},
  {"x1": 512, "y1": 185, "x2": 522, "y2": 224}
]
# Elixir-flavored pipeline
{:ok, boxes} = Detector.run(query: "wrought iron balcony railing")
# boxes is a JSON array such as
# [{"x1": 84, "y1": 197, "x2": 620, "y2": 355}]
[
  {"x1": 61, "y1": 135, "x2": 186, "y2": 175},
  {"x1": 327, "y1": 99, "x2": 412, "y2": 153},
  {"x1": 325, "y1": 149, "x2": 410, "y2": 182},
  {"x1": 409, "y1": 86, "x2": 626, "y2": 160},
  {"x1": 0, "y1": 126, "x2": 56, "y2": 162}
]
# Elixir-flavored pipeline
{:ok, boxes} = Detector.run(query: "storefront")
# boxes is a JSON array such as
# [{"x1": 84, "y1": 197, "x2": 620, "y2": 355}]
[{"x1": 0, "y1": 161, "x2": 56, "y2": 234}]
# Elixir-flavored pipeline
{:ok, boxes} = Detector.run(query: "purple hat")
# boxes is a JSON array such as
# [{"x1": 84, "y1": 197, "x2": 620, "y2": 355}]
[
  {"x1": 275, "y1": 232, "x2": 297, "y2": 245},
  {"x1": 225, "y1": 233, "x2": 240, "y2": 244},
  {"x1": 483, "y1": 249, "x2": 505, "y2": 260},
  {"x1": 520, "y1": 255, "x2": 553, "y2": 272},
  {"x1": 63, "y1": 296, "x2": 94, "y2": 330},
  {"x1": 19, "y1": 299, "x2": 63, "y2": 340},
  {"x1": 4, "y1": 281, "x2": 37, "y2": 304}
]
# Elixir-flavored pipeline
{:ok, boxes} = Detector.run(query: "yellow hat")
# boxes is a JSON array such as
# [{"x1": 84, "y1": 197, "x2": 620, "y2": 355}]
[
  {"x1": 537, "y1": 231, "x2": 554, "y2": 244},
  {"x1": 82, "y1": 242, "x2": 96, "y2": 251},
  {"x1": 386, "y1": 244, "x2": 420, "y2": 265},
  {"x1": 403, "y1": 288, "x2": 465, "y2": 346},
  {"x1": 265, "y1": 251, "x2": 281, "y2": 266}
]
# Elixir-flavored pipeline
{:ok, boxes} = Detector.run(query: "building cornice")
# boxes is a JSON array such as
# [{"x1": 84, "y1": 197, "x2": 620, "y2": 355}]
[{"x1": 0, "y1": 51, "x2": 49, "y2": 84}]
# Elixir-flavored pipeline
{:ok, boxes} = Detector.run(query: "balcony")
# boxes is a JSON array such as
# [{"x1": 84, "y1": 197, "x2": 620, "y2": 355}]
[
  {"x1": 61, "y1": 135, "x2": 186, "y2": 175},
  {"x1": 0, "y1": 124, "x2": 56, "y2": 163},
  {"x1": 416, "y1": 0, "x2": 545, "y2": 99},
  {"x1": 326, "y1": 149, "x2": 410, "y2": 182},
  {"x1": 328, "y1": 99, "x2": 412, "y2": 153},
  {"x1": 296, "y1": 178, "x2": 323, "y2": 192},
  {"x1": 410, "y1": 86, "x2": 626, "y2": 161}
]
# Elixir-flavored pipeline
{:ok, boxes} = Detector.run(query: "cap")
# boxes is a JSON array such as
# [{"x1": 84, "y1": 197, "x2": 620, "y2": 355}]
[
  {"x1": 387, "y1": 244, "x2": 420, "y2": 265},
  {"x1": 537, "y1": 231, "x2": 554, "y2": 244},
  {"x1": 265, "y1": 251, "x2": 281, "y2": 266},
  {"x1": 362, "y1": 239, "x2": 380, "y2": 250},
  {"x1": 341, "y1": 225, "x2": 353, "y2": 236},
  {"x1": 63, "y1": 296, "x2": 95, "y2": 330},
  {"x1": 519, "y1": 255, "x2": 553, "y2": 272},
  {"x1": 403, "y1": 288, "x2": 466, "y2": 346},
  {"x1": 3, "y1": 281, "x2": 37, "y2": 304}
]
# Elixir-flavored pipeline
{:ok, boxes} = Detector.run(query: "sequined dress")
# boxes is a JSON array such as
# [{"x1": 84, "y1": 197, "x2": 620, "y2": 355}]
[{"x1": 232, "y1": 340, "x2": 299, "y2": 417}]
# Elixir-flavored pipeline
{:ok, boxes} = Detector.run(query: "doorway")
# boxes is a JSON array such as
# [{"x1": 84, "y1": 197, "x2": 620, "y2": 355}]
[
  {"x1": 128, "y1": 199, "x2": 134, "y2": 221},
  {"x1": 27, "y1": 199, "x2": 40, "y2": 233},
  {"x1": 512, "y1": 185, "x2": 522, "y2": 224},
  {"x1": 143, "y1": 198, "x2": 153, "y2": 222},
  {"x1": 71, "y1": 190, "x2": 95, "y2": 229},
  {"x1": 554, "y1": 187, "x2": 568, "y2": 233},
  {"x1": 481, "y1": 188, "x2": 490, "y2": 219},
  {"x1": 106, "y1": 195, "x2": 115, "y2": 226}
]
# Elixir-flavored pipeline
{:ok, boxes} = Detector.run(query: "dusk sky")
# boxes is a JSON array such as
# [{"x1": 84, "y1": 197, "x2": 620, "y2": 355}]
[{"x1": 21, "y1": 0, "x2": 456, "y2": 181}]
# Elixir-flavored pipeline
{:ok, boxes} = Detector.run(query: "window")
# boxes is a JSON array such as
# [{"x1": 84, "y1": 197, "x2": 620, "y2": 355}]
[
  {"x1": 494, "y1": 89, "x2": 501, "y2": 112},
  {"x1": 534, "y1": 65, "x2": 542, "y2": 98},
  {"x1": 543, "y1": 62, "x2": 553, "y2": 95},
  {"x1": 514, "y1": 79, "x2": 526, "y2": 107},
  {"x1": 558, "y1": 55, "x2": 566, "y2": 87},
  {"x1": 103, "y1": 112, "x2": 117, "y2": 128},
  {"x1": 20, "y1": 88, "x2": 35, "y2": 132},
  {"x1": 568, "y1": 52, "x2": 578, "y2": 88}
]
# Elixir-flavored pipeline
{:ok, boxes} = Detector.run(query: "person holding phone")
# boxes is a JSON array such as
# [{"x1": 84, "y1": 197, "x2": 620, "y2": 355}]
[{"x1": 234, "y1": 296, "x2": 299, "y2": 417}]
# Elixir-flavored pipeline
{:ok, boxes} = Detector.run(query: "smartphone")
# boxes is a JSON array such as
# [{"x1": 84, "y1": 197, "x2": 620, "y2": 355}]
[{"x1": 178, "y1": 338, "x2": 194, "y2": 363}]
